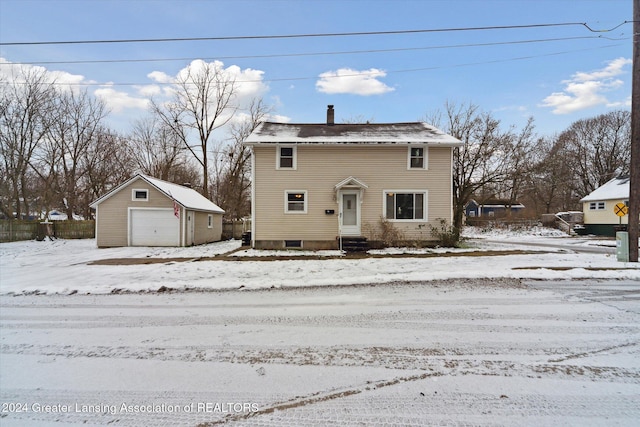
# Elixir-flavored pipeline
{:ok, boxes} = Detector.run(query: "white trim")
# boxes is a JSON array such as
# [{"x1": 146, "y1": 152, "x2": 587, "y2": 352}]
[
  {"x1": 180, "y1": 205, "x2": 185, "y2": 247},
  {"x1": 94, "y1": 207, "x2": 99, "y2": 246},
  {"x1": 284, "y1": 190, "x2": 308, "y2": 214},
  {"x1": 334, "y1": 176, "x2": 369, "y2": 190},
  {"x1": 589, "y1": 201, "x2": 606, "y2": 210},
  {"x1": 339, "y1": 190, "x2": 361, "y2": 236},
  {"x1": 131, "y1": 188, "x2": 149, "y2": 201},
  {"x1": 207, "y1": 214, "x2": 213, "y2": 228},
  {"x1": 276, "y1": 145, "x2": 297, "y2": 170},
  {"x1": 251, "y1": 147, "x2": 256, "y2": 247},
  {"x1": 449, "y1": 148, "x2": 454, "y2": 223},
  {"x1": 383, "y1": 189, "x2": 428, "y2": 222},
  {"x1": 407, "y1": 146, "x2": 428, "y2": 170}
]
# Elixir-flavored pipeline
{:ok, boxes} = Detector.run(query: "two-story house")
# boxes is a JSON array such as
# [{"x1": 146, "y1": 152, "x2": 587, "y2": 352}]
[{"x1": 244, "y1": 105, "x2": 462, "y2": 250}]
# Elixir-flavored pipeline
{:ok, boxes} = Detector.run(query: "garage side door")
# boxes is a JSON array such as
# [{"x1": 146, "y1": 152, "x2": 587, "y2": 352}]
[{"x1": 130, "y1": 208, "x2": 180, "y2": 246}]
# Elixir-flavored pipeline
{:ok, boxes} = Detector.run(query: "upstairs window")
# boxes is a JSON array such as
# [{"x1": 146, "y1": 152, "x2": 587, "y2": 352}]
[
  {"x1": 277, "y1": 146, "x2": 296, "y2": 169},
  {"x1": 385, "y1": 191, "x2": 426, "y2": 220},
  {"x1": 408, "y1": 146, "x2": 427, "y2": 169},
  {"x1": 132, "y1": 189, "x2": 149, "y2": 201},
  {"x1": 589, "y1": 202, "x2": 605, "y2": 210}
]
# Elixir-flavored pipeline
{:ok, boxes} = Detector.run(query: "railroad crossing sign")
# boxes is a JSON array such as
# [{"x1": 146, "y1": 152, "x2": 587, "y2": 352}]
[{"x1": 614, "y1": 202, "x2": 629, "y2": 217}]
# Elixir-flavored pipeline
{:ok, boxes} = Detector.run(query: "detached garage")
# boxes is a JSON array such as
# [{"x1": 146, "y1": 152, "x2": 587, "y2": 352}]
[{"x1": 90, "y1": 174, "x2": 225, "y2": 248}]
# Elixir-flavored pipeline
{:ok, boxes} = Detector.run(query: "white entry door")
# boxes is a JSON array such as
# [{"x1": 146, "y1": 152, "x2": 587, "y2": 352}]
[{"x1": 340, "y1": 192, "x2": 360, "y2": 236}]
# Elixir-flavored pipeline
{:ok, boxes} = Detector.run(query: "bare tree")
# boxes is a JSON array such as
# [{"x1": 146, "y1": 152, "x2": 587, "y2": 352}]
[
  {"x1": 426, "y1": 102, "x2": 511, "y2": 239},
  {"x1": 0, "y1": 67, "x2": 56, "y2": 218},
  {"x1": 45, "y1": 89, "x2": 108, "y2": 220},
  {"x1": 562, "y1": 110, "x2": 631, "y2": 197},
  {"x1": 129, "y1": 115, "x2": 194, "y2": 182},
  {"x1": 212, "y1": 98, "x2": 271, "y2": 219},
  {"x1": 525, "y1": 136, "x2": 575, "y2": 214},
  {"x1": 495, "y1": 117, "x2": 538, "y2": 216},
  {"x1": 82, "y1": 128, "x2": 135, "y2": 218},
  {"x1": 152, "y1": 61, "x2": 237, "y2": 197}
]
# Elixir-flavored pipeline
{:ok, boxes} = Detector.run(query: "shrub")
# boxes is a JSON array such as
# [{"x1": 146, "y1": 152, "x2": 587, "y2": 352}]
[
  {"x1": 429, "y1": 218, "x2": 460, "y2": 247},
  {"x1": 363, "y1": 216, "x2": 406, "y2": 247}
]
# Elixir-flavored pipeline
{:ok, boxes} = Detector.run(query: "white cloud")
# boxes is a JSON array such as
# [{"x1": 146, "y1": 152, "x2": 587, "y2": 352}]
[
  {"x1": 136, "y1": 85, "x2": 161, "y2": 97},
  {"x1": 540, "y1": 57, "x2": 631, "y2": 114},
  {"x1": 148, "y1": 60, "x2": 269, "y2": 109},
  {"x1": 94, "y1": 85, "x2": 150, "y2": 113},
  {"x1": 316, "y1": 68, "x2": 394, "y2": 95},
  {"x1": 147, "y1": 70, "x2": 174, "y2": 84},
  {"x1": 0, "y1": 57, "x2": 88, "y2": 92},
  {"x1": 606, "y1": 95, "x2": 632, "y2": 109}
]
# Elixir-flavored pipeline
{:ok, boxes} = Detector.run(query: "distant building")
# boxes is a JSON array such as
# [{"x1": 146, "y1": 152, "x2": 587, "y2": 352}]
[
  {"x1": 465, "y1": 198, "x2": 525, "y2": 219},
  {"x1": 579, "y1": 176, "x2": 633, "y2": 236}
]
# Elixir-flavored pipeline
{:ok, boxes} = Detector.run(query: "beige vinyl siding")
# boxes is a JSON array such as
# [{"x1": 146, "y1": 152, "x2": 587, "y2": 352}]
[
  {"x1": 95, "y1": 177, "x2": 178, "y2": 247},
  {"x1": 583, "y1": 200, "x2": 629, "y2": 225},
  {"x1": 193, "y1": 211, "x2": 223, "y2": 244},
  {"x1": 253, "y1": 145, "x2": 453, "y2": 242}
]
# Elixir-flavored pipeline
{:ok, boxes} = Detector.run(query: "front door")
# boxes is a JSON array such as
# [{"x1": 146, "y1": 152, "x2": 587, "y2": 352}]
[{"x1": 340, "y1": 192, "x2": 360, "y2": 236}]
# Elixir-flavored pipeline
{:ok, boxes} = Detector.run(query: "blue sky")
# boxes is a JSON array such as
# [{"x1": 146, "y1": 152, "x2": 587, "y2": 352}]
[{"x1": 0, "y1": 0, "x2": 633, "y2": 136}]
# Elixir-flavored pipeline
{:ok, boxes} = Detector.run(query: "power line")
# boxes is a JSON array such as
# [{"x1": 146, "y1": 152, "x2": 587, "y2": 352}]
[
  {"x1": 0, "y1": 42, "x2": 624, "y2": 87},
  {"x1": 0, "y1": 21, "x2": 632, "y2": 46},
  {"x1": 2, "y1": 35, "x2": 626, "y2": 67}
]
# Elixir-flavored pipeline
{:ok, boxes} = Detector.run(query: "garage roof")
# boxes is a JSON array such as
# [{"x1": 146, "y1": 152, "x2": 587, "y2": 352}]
[{"x1": 90, "y1": 174, "x2": 225, "y2": 214}]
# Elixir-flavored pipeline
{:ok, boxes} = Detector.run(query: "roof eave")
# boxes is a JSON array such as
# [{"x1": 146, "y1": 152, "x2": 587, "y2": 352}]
[{"x1": 244, "y1": 140, "x2": 462, "y2": 147}]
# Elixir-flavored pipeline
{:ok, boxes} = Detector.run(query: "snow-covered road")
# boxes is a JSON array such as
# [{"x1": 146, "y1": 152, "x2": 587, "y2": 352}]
[{"x1": 1, "y1": 278, "x2": 639, "y2": 426}]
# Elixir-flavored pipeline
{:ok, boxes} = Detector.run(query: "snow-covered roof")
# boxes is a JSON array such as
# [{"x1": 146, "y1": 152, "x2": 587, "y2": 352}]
[
  {"x1": 244, "y1": 122, "x2": 462, "y2": 146},
  {"x1": 580, "y1": 176, "x2": 630, "y2": 202},
  {"x1": 90, "y1": 174, "x2": 225, "y2": 214}
]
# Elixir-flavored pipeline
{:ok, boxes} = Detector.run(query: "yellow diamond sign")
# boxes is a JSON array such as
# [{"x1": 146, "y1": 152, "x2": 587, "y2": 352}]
[{"x1": 614, "y1": 202, "x2": 628, "y2": 217}]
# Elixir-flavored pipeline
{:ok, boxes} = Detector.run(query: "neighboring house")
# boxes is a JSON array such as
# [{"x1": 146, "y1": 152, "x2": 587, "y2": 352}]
[
  {"x1": 90, "y1": 173, "x2": 224, "y2": 247},
  {"x1": 465, "y1": 198, "x2": 525, "y2": 218},
  {"x1": 243, "y1": 105, "x2": 463, "y2": 250},
  {"x1": 579, "y1": 176, "x2": 632, "y2": 236},
  {"x1": 44, "y1": 210, "x2": 83, "y2": 221}
]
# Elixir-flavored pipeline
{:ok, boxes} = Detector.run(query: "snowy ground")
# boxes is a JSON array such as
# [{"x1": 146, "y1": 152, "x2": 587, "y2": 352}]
[
  {"x1": 0, "y1": 227, "x2": 639, "y2": 426},
  {"x1": 0, "y1": 226, "x2": 638, "y2": 295},
  {"x1": 1, "y1": 279, "x2": 639, "y2": 426}
]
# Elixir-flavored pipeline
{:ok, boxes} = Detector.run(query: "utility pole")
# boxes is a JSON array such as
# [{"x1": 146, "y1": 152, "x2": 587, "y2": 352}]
[{"x1": 630, "y1": 0, "x2": 640, "y2": 262}]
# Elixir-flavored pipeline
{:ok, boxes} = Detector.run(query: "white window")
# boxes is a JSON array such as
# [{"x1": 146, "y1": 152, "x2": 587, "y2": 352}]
[
  {"x1": 285, "y1": 190, "x2": 307, "y2": 213},
  {"x1": 132, "y1": 189, "x2": 148, "y2": 201},
  {"x1": 384, "y1": 191, "x2": 427, "y2": 221},
  {"x1": 408, "y1": 146, "x2": 427, "y2": 169},
  {"x1": 589, "y1": 202, "x2": 605, "y2": 210},
  {"x1": 277, "y1": 146, "x2": 296, "y2": 169},
  {"x1": 207, "y1": 214, "x2": 213, "y2": 228}
]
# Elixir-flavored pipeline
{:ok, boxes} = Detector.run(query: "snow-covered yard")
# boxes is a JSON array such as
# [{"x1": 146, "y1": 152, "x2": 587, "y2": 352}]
[
  {"x1": 1, "y1": 227, "x2": 639, "y2": 426},
  {"x1": 0, "y1": 226, "x2": 638, "y2": 295}
]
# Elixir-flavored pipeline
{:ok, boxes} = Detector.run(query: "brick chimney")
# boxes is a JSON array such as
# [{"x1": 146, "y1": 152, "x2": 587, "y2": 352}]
[{"x1": 327, "y1": 105, "x2": 334, "y2": 125}]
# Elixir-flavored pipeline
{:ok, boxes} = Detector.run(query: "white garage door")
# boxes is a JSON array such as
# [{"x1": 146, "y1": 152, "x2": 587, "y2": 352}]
[{"x1": 130, "y1": 209, "x2": 180, "y2": 246}]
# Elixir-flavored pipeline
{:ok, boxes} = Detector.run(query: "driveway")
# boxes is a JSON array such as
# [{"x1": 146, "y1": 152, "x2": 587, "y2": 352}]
[{"x1": 476, "y1": 237, "x2": 617, "y2": 254}]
